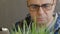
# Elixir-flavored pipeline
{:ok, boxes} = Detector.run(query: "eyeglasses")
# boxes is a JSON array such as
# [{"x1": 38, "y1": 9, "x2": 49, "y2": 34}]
[{"x1": 28, "y1": 4, "x2": 54, "y2": 11}]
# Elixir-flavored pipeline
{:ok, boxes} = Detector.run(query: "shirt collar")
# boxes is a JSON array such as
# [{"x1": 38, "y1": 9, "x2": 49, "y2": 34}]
[{"x1": 46, "y1": 13, "x2": 58, "y2": 31}]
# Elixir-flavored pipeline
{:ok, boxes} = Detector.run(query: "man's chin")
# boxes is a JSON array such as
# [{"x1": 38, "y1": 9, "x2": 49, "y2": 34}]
[
  {"x1": 37, "y1": 21, "x2": 47, "y2": 25},
  {"x1": 36, "y1": 22, "x2": 47, "y2": 28}
]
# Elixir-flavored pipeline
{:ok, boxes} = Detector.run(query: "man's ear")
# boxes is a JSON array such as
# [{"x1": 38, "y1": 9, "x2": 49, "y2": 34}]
[
  {"x1": 26, "y1": 0, "x2": 30, "y2": 7},
  {"x1": 53, "y1": 0, "x2": 57, "y2": 7}
]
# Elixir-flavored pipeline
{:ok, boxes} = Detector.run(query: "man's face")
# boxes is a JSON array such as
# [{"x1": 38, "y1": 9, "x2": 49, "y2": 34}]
[{"x1": 27, "y1": 0, "x2": 56, "y2": 25}]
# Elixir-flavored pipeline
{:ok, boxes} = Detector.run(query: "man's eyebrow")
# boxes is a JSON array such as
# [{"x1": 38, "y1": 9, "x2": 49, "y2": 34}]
[
  {"x1": 41, "y1": 3, "x2": 53, "y2": 6},
  {"x1": 43, "y1": 3, "x2": 52, "y2": 5},
  {"x1": 28, "y1": 4, "x2": 40, "y2": 7},
  {"x1": 28, "y1": 3, "x2": 52, "y2": 7}
]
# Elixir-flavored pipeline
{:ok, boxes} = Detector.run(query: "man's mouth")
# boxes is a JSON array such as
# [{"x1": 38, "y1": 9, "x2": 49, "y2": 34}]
[{"x1": 37, "y1": 18, "x2": 44, "y2": 21}]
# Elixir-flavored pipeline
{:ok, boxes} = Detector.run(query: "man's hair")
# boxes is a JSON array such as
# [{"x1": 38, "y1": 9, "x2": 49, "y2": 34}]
[
  {"x1": 27, "y1": 0, "x2": 57, "y2": 4},
  {"x1": 27, "y1": 0, "x2": 58, "y2": 3}
]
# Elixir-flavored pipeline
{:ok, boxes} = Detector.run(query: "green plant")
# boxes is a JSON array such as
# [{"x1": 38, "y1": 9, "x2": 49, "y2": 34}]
[{"x1": 10, "y1": 20, "x2": 54, "y2": 34}]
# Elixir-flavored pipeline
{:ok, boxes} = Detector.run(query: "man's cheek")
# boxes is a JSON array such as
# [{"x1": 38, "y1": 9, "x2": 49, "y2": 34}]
[
  {"x1": 31, "y1": 13, "x2": 37, "y2": 17},
  {"x1": 45, "y1": 12, "x2": 50, "y2": 21},
  {"x1": 31, "y1": 14, "x2": 37, "y2": 21},
  {"x1": 46, "y1": 11, "x2": 52, "y2": 17}
]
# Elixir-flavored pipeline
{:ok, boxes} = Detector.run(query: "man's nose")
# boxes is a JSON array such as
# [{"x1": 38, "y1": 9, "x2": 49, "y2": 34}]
[{"x1": 37, "y1": 7, "x2": 44, "y2": 15}]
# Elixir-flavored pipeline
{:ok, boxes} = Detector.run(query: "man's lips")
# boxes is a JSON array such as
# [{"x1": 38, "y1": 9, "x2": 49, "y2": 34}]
[{"x1": 37, "y1": 18, "x2": 44, "y2": 21}]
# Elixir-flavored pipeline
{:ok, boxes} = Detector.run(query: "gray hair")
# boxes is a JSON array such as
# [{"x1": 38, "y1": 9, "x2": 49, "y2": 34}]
[{"x1": 54, "y1": 0, "x2": 60, "y2": 14}]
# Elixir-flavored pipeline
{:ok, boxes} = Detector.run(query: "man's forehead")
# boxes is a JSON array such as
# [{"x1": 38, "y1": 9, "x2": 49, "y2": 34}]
[{"x1": 28, "y1": 0, "x2": 53, "y2": 5}]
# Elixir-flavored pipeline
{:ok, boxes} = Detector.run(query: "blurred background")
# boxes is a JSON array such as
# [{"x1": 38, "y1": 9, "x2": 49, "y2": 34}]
[{"x1": 0, "y1": 0, "x2": 60, "y2": 30}]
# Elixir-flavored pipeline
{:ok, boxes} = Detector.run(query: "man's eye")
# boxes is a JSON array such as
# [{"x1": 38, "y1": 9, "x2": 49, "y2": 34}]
[
  {"x1": 45, "y1": 5, "x2": 51, "y2": 7},
  {"x1": 42, "y1": 4, "x2": 51, "y2": 8},
  {"x1": 31, "y1": 6, "x2": 38, "y2": 8}
]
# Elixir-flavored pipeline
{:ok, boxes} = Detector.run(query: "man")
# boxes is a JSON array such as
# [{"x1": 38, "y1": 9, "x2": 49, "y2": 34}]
[{"x1": 10, "y1": 0, "x2": 60, "y2": 34}]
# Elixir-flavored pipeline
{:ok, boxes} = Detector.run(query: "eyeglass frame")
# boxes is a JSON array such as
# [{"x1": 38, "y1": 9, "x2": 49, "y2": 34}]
[{"x1": 27, "y1": 0, "x2": 55, "y2": 11}]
